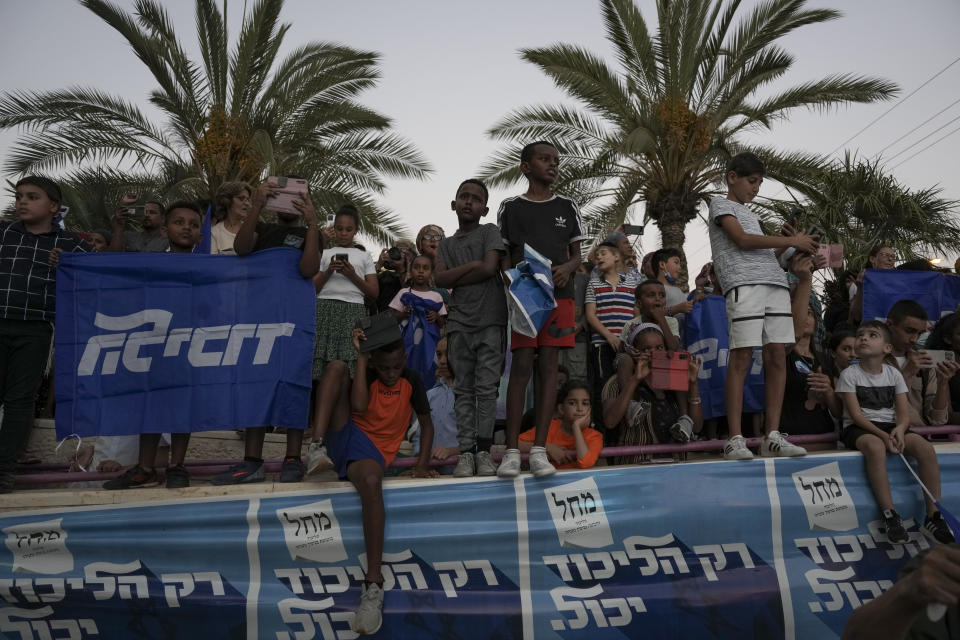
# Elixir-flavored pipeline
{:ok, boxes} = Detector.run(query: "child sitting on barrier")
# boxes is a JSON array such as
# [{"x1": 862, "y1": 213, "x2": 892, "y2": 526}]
[
  {"x1": 835, "y1": 321, "x2": 954, "y2": 544},
  {"x1": 603, "y1": 323, "x2": 702, "y2": 465},
  {"x1": 518, "y1": 380, "x2": 602, "y2": 469},
  {"x1": 103, "y1": 202, "x2": 204, "y2": 490},
  {"x1": 311, "y1": 331, "x2": 438, "y2": 635}
]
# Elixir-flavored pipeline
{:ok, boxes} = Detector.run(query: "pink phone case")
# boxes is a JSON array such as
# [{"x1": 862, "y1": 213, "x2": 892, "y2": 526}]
[
  {"x1": 265, "y1": 177, "x2": 309, "y2": 215},
  {"x1": 817, "y1": 244, "x2": 844, "y2": 269}
]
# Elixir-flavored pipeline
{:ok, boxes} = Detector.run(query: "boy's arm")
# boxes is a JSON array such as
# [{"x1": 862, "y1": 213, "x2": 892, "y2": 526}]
[
  {"x1": 552, "y1": 240, "x2": 582, "y2": 289},
  {"x1": 235, "y1": 183, "x2": 273, "y2": 256},
  {"x1": 435, "y1": 249, "x2": 501, "y2": 288},
  {"x1": 292, "y1": 195, "x2": 321, "y2": 278},
  {"x1": 350, "y1": 340, "x2": 370, "y2": 413},
  {"x1": 585, "y1": 302, "x2": 621, "y2": 350},
  {"x1": 718, "y1": 216, "x2": 818, "y2": 253},
  {"x1": 929, "y1": 362, "x2": 959, "y2": 425},
  {"x1": 790, "y1": 254, "x2": 814, "y2": 340}
]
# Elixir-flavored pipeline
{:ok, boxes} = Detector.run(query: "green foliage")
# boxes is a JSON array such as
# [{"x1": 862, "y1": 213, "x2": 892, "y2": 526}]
[{"x1": 0, "y1": 0, "x2": 431, "y2": 245}]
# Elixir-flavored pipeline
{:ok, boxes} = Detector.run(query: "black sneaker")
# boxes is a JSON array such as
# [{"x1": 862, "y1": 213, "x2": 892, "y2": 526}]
[
  {"x1": 882, "y1": 509, "x2": 909, "y2": 544},
  {"x1": 210, "y1": 459, "x2": 265, "y2": 486},
  {"x1": 279, "y1": 457, "x2": 305, "y2": 483},
  {"x1": 165, "y1": 464, "x2": 190, "y2": 489},
  {"x1": 924, "y1": 512, "x2": 956, "y2": 544},
  {"x1": 103, "y1": 465, "x2": 158, "y2": 490}
]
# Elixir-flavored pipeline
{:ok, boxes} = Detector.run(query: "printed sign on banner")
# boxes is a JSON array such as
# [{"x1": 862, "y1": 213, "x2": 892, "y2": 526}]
[
  {"x1": 544, "y1": 476, "x2": 613, "y2": 548},
  {"x1": 792, "y1": 461, "x2": 858, "y2": 531},
  {"x1": 276, "y1": 499, "x2": 347, "y2": 563},
  {"x1": 3, "y1": 518, "x2": 72, "y2": 574}
]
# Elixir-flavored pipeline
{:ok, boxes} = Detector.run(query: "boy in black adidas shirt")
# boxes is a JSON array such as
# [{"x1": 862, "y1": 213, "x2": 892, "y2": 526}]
[{"x1": 497, "y1": 141, "x2": 585, "y2": 478}]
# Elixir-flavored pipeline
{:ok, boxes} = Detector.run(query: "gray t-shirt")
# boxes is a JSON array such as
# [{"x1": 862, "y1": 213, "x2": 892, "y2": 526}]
[
  {"x1": 437, "y1": 223, "x2": 507, "y2": 333},
  {"x1": 836, "y1": 363, "x2": 908, "y2": 427},
  {"x1": 708, "y1": 197, "x2": 787, "y2": 292},
  {"x1": 122, "y1": 229, "x2": 169, "y2": 253}
]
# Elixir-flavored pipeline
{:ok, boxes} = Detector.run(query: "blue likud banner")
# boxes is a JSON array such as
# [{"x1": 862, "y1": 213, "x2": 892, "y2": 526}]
[
  {"x1": 862, "y1": 268, "x2": 960, "y2": 322},
  {"x1": 685, "y1": 295, "x2": 765, "y2": 420},
  {"x1": 54, "y1": 248, "x2": 316, "y2": 439},
  {"x1": 2, "y1": 451, "x2": 958, "y2": 639}
]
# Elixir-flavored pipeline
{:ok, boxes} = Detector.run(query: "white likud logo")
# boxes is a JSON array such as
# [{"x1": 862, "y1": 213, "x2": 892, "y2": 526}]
[{"x1": 78, "y1": 309, "x2": 295, "y2": 376}]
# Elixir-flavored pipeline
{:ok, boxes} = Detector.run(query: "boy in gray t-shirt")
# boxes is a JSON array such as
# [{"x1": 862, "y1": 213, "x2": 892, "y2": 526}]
[
  {"x1": 436, "y1": 179, "x2": 507, "y2": 478},
  {"x1": 707, "y1": 152, "x2": 818, "y2": 461}
]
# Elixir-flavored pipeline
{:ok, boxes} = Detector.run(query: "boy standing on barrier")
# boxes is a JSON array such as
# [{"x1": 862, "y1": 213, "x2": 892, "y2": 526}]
[
  {"x1": 836, "y1": 321, "x2": 954, "y2": 544},
  {"x1": 434, "y1": 178, "x2": 507, "y2": 478},
  {"x1": 497, "y1": 141, "x2": 585, "y2": 478},
  {"x1": 210, "y1": 180, "x2": 321, "y2": 485},
  {"x1": 0, "y1": 177, "x2": 91, "y2": 493},
  {"x1": 707, "y1": 152, "x2": 818, "y2": 460},
  {"x1": 103, "y1": 202, "x2": 204, "y2": 490},
  {"x1": 311, "y1": 330, "x2": 438, "y2": 635}
]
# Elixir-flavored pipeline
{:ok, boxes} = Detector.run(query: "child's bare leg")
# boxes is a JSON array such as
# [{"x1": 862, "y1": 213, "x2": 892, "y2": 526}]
[
  {"x1": 169, "y1": 434, "x2": 189, "y2": 466},
  {"x1": 346, "y1": 459, "x2": 385, "y2": 583},
  {"x1": 534, "y1": 346, "x2": 560, "y2": 447},
  {"x1": 244, "y1": 428, "x2": 266, "y2": 458},
  {"x1": 313, "y1": 362, "x2": 351, "y2": 441},
  {"x1": 138, "y1": 434, "x2": 161, "y2": 468},
  {"x1": 762, "y1": 343, "x2": 787, "y2": 434},
  {"x1": 505, "y1": 348, "x2": 535, "y2": 449},
  {"x1": 904, "y1": 433, "x2": 940, "y2": 514},
  {"x1": 285, "y1": 429, "x2": 303, "y2": 458},
  {"x1": 724, "y1": 348, "x2": 752, "y2": 438},
  {"x1": 856, "y1": 435, "x2": 894, "y2": 511}
]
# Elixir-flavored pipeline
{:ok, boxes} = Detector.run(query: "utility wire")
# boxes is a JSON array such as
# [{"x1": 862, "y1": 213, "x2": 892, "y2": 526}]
[
  {"x1": 884, "y1": 112, "x2": 960, "y2": 161},
  {"x1": 874, "y1": 96, "x2": 960, "y2": 157},
  {"x1": 826, "y1": 55, "x2": 960, "y2": 155},
  {"x1": 891, "y1": 123, "x2": 960, "y2": 170}
]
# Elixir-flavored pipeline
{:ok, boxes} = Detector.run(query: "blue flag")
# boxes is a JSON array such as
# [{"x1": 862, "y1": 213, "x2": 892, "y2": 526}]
[
  {"x1": 400, "y1": 291, "x2": 443, "y2": 388},
  {"x1": 685, "y1": 295, "x2": 765, "y2": 420},
  {"x1": 862, "y1": 269, "x2": 960, "y2": 321},
  {"x1": 54, "y1": 248, "x2": 316, "y2": 438},
  {"x1": 506, "y1": 244, "x2": 556, "y2": 338},
  {"x1": 193, "y1": 204, "x2": 213, "y2": 254}
]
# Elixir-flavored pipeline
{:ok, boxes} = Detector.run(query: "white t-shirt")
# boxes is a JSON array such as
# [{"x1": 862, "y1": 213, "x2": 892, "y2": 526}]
[
  {"x1": 836, "y1": 362, "x2": 908, "y2": 427},
  {"x1": 388, "y1": 288, "x2": 447, "y2": 315},
  {"x1": 210, "y1": 221, "x2": 237, "y2": 255},
  {"x1": 317, "y1": 246, "x2": 375, "y2": 304}
]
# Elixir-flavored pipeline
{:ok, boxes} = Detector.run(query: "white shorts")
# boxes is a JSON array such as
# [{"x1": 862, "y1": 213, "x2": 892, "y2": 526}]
[{"x1": 725, "y1": 284, "x2": 794, "y2": 349}]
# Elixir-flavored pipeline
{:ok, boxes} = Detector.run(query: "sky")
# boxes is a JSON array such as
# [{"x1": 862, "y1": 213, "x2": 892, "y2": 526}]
[{"x1": 1, "y1": 0, "x2": 959, "y2": 278}]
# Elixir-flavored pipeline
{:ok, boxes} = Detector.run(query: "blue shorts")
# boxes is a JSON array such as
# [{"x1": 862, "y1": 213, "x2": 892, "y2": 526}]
[{"x1": 325, "y1": 419, "x2": 386, "y2": 480}]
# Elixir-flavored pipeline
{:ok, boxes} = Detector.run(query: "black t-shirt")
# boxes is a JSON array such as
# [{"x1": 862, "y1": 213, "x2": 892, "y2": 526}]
[
  {"x1": 497, "y1": 194, "x2": 585, "y2": 299},
  {"x1": 375, "y1": 269, "x2": 403, "y2": 313},
  {"x1": 252, "y1": 222, "x2": 307, "y2": 252},
  {"x1": 782, "y1": 350, "x2": 837, "y2": 435}
]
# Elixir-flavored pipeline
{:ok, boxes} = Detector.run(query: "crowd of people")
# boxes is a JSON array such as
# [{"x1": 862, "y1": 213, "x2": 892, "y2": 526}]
[{"x1": 3, "y1": 144, "x2": 960, "y2": 634}]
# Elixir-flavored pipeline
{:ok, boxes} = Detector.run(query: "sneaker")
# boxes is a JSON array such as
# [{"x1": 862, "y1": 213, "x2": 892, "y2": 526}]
[
  {"x1": 883, "y1": 509, "x2": 909, "y2": 544},
  {"x1": 165, "y1": 464, "x2": 190, "y2": 489},
  {"x1": 305, "y1": 442, "x2": 334, "y2": 476},
  {"x1": 924, "y1": 512, "x2": 956, "y2": 544},
  {"x1": 279, "y1": 458, "x2": 305, "y2": 483},
  {"x1": 529, "y1": 447, "x2": 557, "y2": 478},
  {"x1": 210, "y1": 459, "x2": 265, "y2": 486},
  {"x1": 475, "y1": 451, "x2": 498, "y2": 476},
  {"x1": 497, "y1": 449, "x2": 522, "y2": 478},
  {"x1": 453, "y1": 452, "x2": 475, "y2": 478},
  {"x1": 670, "y1": 415, "x2": 693, "y2": 443},
  {"x1": 723, "y1": 435, "x2": 754, "y2": 461},
  {"x1": 351, "y1": 582, "x2": 384, "y2": 635},
  {"x1": 761, "y1": 431, "x2": 806, "y2": 457},
  {"x1": 103, "y1": 465, "x2": 158, "y2": 490}
]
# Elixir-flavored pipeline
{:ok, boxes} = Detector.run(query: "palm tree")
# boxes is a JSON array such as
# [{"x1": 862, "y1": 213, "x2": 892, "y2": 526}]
[
  {"x1": 479, "y1": 0, "x2": 897, "y2": 284},
  {"x1": 0, "y1": 0, "x2": 431, "y2": 246}
]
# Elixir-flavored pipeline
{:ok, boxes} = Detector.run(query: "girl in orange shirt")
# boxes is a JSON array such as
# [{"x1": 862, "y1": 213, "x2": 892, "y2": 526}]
[{"x1": 519, "y1": 381, "x2": 603, "y2": 469}]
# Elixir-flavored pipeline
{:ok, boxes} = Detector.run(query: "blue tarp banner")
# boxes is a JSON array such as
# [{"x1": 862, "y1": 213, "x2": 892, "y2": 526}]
[
  {"x1": 685, "y1": 295, "x2": 765, "y2": 420},
  {"x1": 862, "y1": 269, "x2": 960, "y2": 321},
  {"x1": 506, "y1": 244, "x2": 557, "y2": 338},
  {"x1": 3, "y1": 451, "x2": 957, "y2": 639},
  {"x1": 54, "y1": 248, "x2": 316, "y2": 439}
]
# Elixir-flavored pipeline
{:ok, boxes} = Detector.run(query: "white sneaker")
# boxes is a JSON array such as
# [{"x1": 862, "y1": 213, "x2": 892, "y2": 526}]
[
  {"x1": 452, "y1": 452, "x2": 475, "y2": 478},
  {"x1": 762, "y1": 431, "x2": 807, "y2": 457},
  {"x1": 351, "y1": 582, "x2": 384, "y2": 635},
  {"x1": 305, "y1": 442, "x2": 334, "y2": 475},
  {"x1": 529, "y1": 446, "x2": 557, "y2": 477},
  {"x1": 497, "y1": 449, "x2": 522, "y2": 478},
  {"x1": 723, "y1": 435, "x2": 754, "y2": 461},
  {"x1": 475, "y1": 451, "x2": 498, "y2": 476}
]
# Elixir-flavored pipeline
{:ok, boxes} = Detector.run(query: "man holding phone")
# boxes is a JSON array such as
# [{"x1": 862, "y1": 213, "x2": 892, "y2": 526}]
[{"x1": 108, "y1": 193, "x2": 169, "y2": 252}]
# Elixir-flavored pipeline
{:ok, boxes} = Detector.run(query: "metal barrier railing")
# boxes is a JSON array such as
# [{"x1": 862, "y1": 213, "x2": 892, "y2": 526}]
[{"x1": 13, "y1": 425, "x2": 960, "y2": 486}]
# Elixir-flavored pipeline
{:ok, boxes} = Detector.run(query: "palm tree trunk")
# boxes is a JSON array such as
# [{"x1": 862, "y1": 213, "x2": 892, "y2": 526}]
[{"x1": 658, "y1": 216, "x2": 690, "y2": 291}]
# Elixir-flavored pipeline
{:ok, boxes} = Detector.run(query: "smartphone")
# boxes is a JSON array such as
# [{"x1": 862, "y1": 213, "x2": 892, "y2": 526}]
[
  {"x1": 265, "y1": 176, "x2": 310, "y2": 215},
  {"x1": 816, "y1": 243, "x2": 844, "y2": 269},
  {"x1": 806, "y1": 225, "x2": 825, "y2": 241},
  {"x1": 622, "y1": 224, "x2": 644, "y2": 236},
  {"x1": 326, "y1": 213, "x2": 336, "y2": 227},
  {"x1": 124, "y1": 205, "x2": 145, "y2": 219},
  {"x1": 923, "y1": 349, "x2": 955, "y2": 367},
  {"x1": 334, "y1": 253, "x2": 349, "y2": 263}
]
